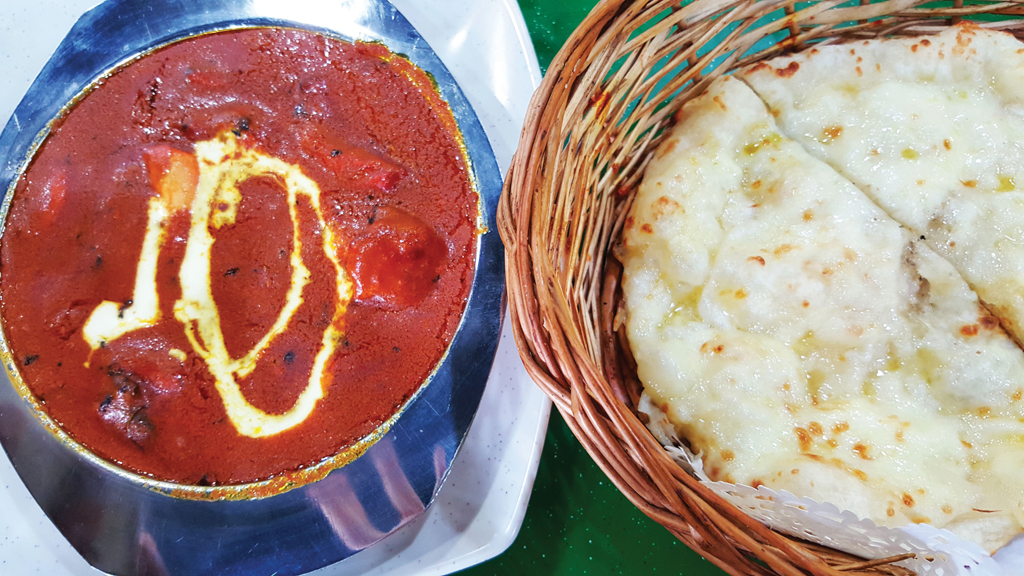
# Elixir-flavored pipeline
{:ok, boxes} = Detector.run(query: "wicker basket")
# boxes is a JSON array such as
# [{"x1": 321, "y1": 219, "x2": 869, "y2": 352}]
[{"x1": 498, "y1": 1, "x2": 1024, "y2": 574}]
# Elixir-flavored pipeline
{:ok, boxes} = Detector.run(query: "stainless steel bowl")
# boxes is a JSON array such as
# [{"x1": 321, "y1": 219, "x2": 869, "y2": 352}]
[{"x1": 0, "y1": 0, "x2": 504, "y2": 574}]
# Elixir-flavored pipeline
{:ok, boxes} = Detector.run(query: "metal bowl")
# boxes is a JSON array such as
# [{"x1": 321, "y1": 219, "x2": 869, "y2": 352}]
[{"x1": 0, "y1": 0, "x2": 504, "y2": 574}]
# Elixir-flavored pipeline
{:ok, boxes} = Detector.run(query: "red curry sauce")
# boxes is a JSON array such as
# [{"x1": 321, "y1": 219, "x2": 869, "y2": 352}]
[{"x1": 0, "y1": 28, "x2": 477, "y2": 485}]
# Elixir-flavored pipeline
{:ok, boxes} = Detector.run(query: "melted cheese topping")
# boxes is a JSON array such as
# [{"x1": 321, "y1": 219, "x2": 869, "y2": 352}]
[
  {"x1": 740, "y1": 23, "x2": 1024, "y2": 350},
  {"x1": 623, "y1": 77, "x2": 1024, "y2": 551},
  {"x1": 82, "y1": 131, "x2": 353, "y2": 438}
]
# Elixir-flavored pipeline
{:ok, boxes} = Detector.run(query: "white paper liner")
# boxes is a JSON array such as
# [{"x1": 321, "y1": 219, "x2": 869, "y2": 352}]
[
  {"x1": 659, "y1": 442, "x2": 1024, "y2": 575},
  {"x1": 638, "y1": 394, "x2": 1024, "y2": 574}
]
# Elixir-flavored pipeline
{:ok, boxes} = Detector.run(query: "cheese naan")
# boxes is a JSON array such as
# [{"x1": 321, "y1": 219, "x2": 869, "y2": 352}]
[
  {"x1": 622, "y1": 75, "x2": 1024, "y2": 552},
  {"x1": 740, "y1": 23, "x2": 1024, "y2": 349}
]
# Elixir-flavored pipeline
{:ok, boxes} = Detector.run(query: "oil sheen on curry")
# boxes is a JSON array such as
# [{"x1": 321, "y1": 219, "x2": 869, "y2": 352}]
[{"x1": 0, "y1": 28, "x2": 478, "y2": 485}]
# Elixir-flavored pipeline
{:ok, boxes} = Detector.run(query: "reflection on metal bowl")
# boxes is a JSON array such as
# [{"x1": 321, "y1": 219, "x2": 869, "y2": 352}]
[{"x1": 0, "y1": 0, "x2": 504, "y2": 574}]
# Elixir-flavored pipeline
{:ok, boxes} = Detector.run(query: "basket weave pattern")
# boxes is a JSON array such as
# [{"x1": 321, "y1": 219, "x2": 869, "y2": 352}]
[{"x1": 498, "y1": 1, "x2": 1024, "y2": 574}]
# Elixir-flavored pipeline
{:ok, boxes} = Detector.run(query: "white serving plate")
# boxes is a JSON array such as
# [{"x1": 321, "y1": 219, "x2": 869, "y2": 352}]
[{"x1": 0, "y1": 0, "x2": 550, "y2": 574}]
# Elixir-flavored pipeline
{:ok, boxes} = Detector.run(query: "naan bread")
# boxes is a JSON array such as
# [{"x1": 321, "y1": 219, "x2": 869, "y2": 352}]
[
  {"x1": 740, "y1": 23, "x2": 1024, "y2": 349},
  {"x1": 622, "y1": 75, "x2": 1024, "y2": 552}
]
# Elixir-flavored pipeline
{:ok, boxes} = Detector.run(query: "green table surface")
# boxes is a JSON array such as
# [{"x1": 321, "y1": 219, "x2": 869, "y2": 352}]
[{"x1": 459, "y1": 2, "x2": 727, "y2": 575}]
